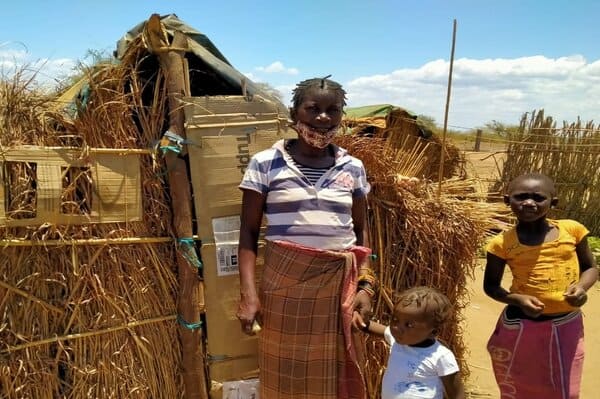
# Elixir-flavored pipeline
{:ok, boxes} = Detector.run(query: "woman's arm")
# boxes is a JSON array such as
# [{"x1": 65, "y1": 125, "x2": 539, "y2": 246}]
[
  {"x1": 351, "y1": 194, "x2": 375, "y2": 328},
  {"x1": 236, "y1": 189, "x2": 266, "y2": 334},
  {"x1": 352, "y1": 194, "x2": 368, "y2": 247}
]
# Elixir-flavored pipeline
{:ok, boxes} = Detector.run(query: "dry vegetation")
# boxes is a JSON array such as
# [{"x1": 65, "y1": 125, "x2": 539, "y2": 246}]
[
  {"x1": 492, "y1": 110, "x2": 600, "y2": 235},
  {"x1": 0, "y1": 43, "x2": 185, "y2": 398}
]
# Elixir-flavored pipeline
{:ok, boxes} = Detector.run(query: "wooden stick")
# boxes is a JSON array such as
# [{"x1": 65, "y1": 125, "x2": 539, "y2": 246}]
[
  {"x1": 0, "y1": 280, "x2": 65, "y2": 315},
  {"x1": 0, "y1": 236, "x2": 173, "y2": 247},
  {"x1": 1, "y1": 315, "x2": 176, "y2": 353},
  {"x1": 437, "y1": 19, "x2": 457, "y2": 198},
  {"x1": 149, "y1": 15, "x2": 208, "y2": 398}
]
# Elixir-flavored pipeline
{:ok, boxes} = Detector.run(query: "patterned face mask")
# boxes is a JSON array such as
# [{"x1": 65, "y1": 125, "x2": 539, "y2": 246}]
[{"x1": 293, "y1": 121, "x2": 339, "y2": 149}]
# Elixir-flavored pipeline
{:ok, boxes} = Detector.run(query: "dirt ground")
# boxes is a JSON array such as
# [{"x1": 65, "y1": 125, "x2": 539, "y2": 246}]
[{"x1": 461, "y1": 148, "x2": 600, "y2": 398}]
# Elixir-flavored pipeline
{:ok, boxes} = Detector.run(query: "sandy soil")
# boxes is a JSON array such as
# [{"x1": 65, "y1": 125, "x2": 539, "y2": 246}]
[{"x1": 460, "y1": 146, "x2": 600, "y2": 398}]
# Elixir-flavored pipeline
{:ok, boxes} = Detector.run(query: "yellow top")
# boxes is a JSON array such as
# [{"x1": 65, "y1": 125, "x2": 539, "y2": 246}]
[{"x1": 486, "y1": 219, "x2": 589, "y2": 314}]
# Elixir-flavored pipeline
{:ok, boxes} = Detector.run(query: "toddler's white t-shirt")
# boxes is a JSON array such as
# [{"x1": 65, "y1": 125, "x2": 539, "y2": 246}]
[{"x1": 382, "y1": 327, "x2": 459, "y2": 399}]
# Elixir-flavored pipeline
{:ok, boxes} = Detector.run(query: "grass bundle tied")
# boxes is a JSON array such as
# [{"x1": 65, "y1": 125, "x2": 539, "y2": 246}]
[
  {"x1": 335, "y1": 134, "x2": 502, "y2": 398},
  {"x1": 345, "y1": 108, "x2": 464, "y2": 180},
  {"x1": 492, "y1": 110, "x2": 600, "y2": 235},
  {"x1": 0, "y1": 40, "x2": 186, "y2": 398}
]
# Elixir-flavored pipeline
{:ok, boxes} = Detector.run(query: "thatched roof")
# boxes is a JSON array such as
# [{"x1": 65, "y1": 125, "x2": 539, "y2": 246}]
[
  {"x1": 53, "y1": 13, "x2": 287, "y2": 117},
  {"x1": 345, "y1": 104, "x2": 434, "y2": 138}
]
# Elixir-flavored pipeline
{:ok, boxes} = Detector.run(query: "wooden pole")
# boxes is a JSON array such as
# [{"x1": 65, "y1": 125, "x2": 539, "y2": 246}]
[
  {"x1": 437, "y1": 19, "x2": 457, "y2": 198},
  {"x1": 474, "y1": 128, "x2": 482, "y2": 151},
  {"x1": 149, "y1": 16, "x2": 208, "y2": 399}
]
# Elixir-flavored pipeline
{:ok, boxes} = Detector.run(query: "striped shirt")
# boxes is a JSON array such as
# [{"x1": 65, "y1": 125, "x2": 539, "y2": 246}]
[
  {"x1": 239, "y1": 139, "x2": 370, "y2": 250},
  {"x1": 290, "y1": 161, "x2": 329, "y2": 186}
]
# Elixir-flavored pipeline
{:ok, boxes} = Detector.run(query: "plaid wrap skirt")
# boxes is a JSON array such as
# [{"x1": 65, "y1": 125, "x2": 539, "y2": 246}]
[{"x1": 258, "y1": 239, "x2": 370, "y2": 399}]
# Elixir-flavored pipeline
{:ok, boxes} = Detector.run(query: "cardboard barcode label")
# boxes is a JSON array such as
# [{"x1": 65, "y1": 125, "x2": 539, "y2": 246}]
[{"x1": 216, "y1": 244, "x2": 239, "y2": 276}]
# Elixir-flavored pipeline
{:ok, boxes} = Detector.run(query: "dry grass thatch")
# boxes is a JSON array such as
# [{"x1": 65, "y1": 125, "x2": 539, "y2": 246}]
[
  {"x1": 344, "y1": 108, "x2": 464, "y2": 181},
  {"x1": 334, "y1": 135, "x2": 502, "y2": 398},
  {"x1": 492, "y1": 110, "x2": 600, "y2": 235},
  {"x1": 0, "y1": 42, "x2": 186, "y2": 398}
]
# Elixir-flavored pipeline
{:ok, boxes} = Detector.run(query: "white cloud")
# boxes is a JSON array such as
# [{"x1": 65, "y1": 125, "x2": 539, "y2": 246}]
[
  {"x1": 243, "y1": 71, "x2": 259, "y2": 81},
  {"x1": 345, "y1": 55, "x2": 600, "y2": 129},
  {"x1": 1, "y1": 48, "x2": 76, "y2": 89},
  {"x1": 255, "y1": 61, "x2": 298, "y2": 75}
]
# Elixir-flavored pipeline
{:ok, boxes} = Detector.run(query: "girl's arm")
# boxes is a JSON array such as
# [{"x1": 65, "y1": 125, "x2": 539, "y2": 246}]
[
  {"x1": 575, "y1": 236, "x2": 598, "y2": 290},
  {"x1": 236, "y1": 189, "x2": 266, "y2": 334},
  {"x1": 482, "y1": 252, "x2": 507, "y2": 300},
  {"x1": 483, "y1": 252, "x2": 545, "y2": 317},
  {"x1": 564, "y1": 236, "x2": 598, "y2": 306},
  {"x1": 441, "y1": 372, "x2": 465, "y2": 399}
]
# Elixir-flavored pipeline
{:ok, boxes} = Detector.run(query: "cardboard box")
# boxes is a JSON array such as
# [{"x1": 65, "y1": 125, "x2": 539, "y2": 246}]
[{"x1": 184, "y1": 95, "x2": 293, "y2": 387}]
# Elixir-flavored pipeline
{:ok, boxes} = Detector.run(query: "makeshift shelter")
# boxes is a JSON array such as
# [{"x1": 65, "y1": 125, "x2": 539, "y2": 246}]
[
  {"x1": 1, "y1": 13, "x2": 502, "y2": 399},
  {"x1": 0, "y1": 13, "x2": 292, "y2": 399}
]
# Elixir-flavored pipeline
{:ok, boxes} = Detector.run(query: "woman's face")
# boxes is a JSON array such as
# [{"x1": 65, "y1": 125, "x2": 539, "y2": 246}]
[{"x1": 293, "y1": 88, "x2": 344, "y2": 131}]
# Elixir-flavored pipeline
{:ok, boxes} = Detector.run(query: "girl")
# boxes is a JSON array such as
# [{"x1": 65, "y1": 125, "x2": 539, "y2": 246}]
[
  {"x1": 484, "y1": 173, "x2": 598, "y2": 398},
  {"x1": 236, "y1": 76, "x2": 375, "y2": 399},
  {"x1": 363, "y1": 286, "x2": 465, "y2": 399}
]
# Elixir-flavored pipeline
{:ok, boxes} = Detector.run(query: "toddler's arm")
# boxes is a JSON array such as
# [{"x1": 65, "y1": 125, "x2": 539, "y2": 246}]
[
  {"x1": 360, "y1": 318, "x2": 387, "y2": 336},
  {"x1": 441, "y1": 372, "x2": 465, "y2": 399}
]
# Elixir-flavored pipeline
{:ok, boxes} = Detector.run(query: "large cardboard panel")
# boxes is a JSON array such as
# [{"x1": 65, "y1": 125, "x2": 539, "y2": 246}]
[
  {"x1": 0, "y1": 147, "x2": 142, "y2": 226},
  {"x1": 183, "y1": 95, "x2": 285, "y2": 117},
  {"x1": 185, "y1": 96, "x2": 294, "y2": 385}
]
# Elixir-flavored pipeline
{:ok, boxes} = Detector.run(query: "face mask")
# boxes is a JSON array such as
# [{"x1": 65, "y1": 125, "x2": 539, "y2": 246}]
[{"x1": 293, "y1": 121, "x2": 339, "y2": 149}]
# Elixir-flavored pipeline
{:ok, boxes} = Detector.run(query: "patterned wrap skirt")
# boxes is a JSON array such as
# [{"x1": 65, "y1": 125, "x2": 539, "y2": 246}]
[
  {"x1": 258, "y1": 239, "x2": 370, "y2": 399},
  {"x1": 487, "y1": 308, "x2": 584, "y2": 399}
]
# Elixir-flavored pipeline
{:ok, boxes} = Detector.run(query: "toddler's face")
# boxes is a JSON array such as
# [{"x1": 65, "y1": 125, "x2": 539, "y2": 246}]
[{"x1": 389, "y1": 302, "x2": 436, "y2": 346}]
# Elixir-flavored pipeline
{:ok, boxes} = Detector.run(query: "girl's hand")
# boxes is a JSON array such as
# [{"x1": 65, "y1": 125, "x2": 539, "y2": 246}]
[
  {"x1": 352, "y1": 290, "x2": 372, "y2": 330},
  {"x1": 564, "y1": 283, "x2": 588, "y2": 307},
  {"x1": 515, "y1": 294, "x2": 545, "y2": 318},
  {"x1": 236, "y1": 293, "x2": 261, "y2": 335}
]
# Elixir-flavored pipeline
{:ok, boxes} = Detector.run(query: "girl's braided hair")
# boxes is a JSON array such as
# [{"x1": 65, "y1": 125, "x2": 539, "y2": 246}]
[
  {"x1": 291, "y1": 75, "x2": 347, "y2": 110},
  {"x1": 396, "y1": 286, "x2": 453, "y2": 328}
]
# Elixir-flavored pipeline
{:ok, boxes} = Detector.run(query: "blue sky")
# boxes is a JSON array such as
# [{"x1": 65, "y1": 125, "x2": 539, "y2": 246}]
[{"x1": 2, "y1": 0, "x2": 600, "y2": 129}]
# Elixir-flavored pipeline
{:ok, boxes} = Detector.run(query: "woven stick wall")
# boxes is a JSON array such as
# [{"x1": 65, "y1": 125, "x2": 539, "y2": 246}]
[
  {"x1": 334, "y1": 134, "x2": 500, "y2": 398},
  {"x1": 492, "y1": 110, "x2": 600, "y2": 235},
  {"x1": 0, "y1": 44, "x2": 186, "y2": 398}
]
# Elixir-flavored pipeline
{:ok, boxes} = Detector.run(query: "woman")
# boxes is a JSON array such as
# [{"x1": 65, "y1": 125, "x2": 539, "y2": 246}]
[{"x1": 236, "y1": 76, "x2": 375, "y2": 399}]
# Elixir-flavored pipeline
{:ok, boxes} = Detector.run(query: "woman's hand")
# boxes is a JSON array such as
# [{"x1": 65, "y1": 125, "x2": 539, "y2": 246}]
[
  {"x1": 237, "y1": 292, "x2": 261, "y2": 335},
  {"x1": 352, "y1": 289, "x2": 372, "y2": 329}
]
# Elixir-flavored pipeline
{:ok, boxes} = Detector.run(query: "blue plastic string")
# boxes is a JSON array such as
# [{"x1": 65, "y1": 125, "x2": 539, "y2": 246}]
[
  {"x1": 177, "y1": 237, "x2": 203, "y2": 269},
  {"x1": 159, "y1": 145, "x2": 181, "y2": 155},
  {"x1": 177, "y1": 314, "x2": 202, "y2": 330}
]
